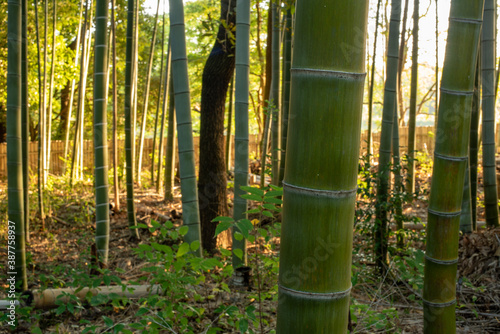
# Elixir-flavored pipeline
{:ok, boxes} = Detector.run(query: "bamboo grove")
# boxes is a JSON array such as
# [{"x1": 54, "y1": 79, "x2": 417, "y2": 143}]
[{"x1": 2, "y1": 0, "x2": 500, "y2": 332}]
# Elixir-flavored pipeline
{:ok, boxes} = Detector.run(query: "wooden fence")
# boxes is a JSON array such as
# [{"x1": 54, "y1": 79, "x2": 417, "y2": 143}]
[{"x1": 0, "y1": 127, "x2": 435, "y2": 179}]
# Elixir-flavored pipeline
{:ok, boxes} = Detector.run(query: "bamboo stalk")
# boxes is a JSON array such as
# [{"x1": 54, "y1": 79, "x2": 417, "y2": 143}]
[
  {"x1": 232, "y1": 0, "x2": 251, "y2": 268},
  {"x1": 124, "y1": 0, "x2": 140, "y2": 239},
  {"x1": 270, "y1": 2, "x2": 280, "y2": 186},
  {"x1": 46, "y1": 0, "x2": 56, "y2": 175},
  {"x1": 21, "y1": 0, "x2": 29, "y2": 242},
  {"x1": 480, "y1": 0, "x2": 499, "y2": 227},
  {"x1": 367, "y1": 0, "x2": 383, "y2": 158},
  {"x1": 23, "y1": 285, "x2": 163, "y2": 309},
  {"x1": 276, "y1": 1, "x2": 368, "y2": 332},
  {"x1": 423, "y1": 1, "x2": 483, "y2": 331},
  {"x1": 406, "y1": 0, "x2": 419, "y2": 196},
  {"x1": 137, "y1": 0, "x2": 160, "y2": 186},
  {"x1": 34, "y1": 0, "x2": 45, "y2": 229},
  {"x1": 164, "y1": 74, "x2": 176, "y2": 201},
  {"x1": 7, "y1": 0, "x2": 27, "y2": 291},
  {"x1": 110, "y1": 0, "x2": 120, "y2": 211},
  {"x1": 375, "y1": 0, "x2": 402, "y2": 272},
  {"x1": 93, "y1": 0, "x2": 110, "y2": 265},
  {"x1": 169, "y1": 0, "x2": 202, "y2": 254},
  {"x1": 278, "y1": 6, "x2": 292, "y2": 186}
]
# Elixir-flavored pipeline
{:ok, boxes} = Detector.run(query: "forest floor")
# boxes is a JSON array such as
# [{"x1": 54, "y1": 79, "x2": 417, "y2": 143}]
[{"x1": 0, "y1": 158, "x2": 499, "y2": 333}]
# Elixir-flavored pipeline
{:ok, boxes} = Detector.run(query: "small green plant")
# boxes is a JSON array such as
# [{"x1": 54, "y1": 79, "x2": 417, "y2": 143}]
[{"x1": 213, "y1": 184, "x2": 282, "y2": 333}]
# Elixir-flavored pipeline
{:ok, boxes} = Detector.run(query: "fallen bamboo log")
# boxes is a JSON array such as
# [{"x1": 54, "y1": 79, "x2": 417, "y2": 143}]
[{"x1": 15, "y1": 284, "x2": 163, "y2": 310}]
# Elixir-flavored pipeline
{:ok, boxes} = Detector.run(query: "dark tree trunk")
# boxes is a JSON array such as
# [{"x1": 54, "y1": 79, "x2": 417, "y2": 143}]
[{"x1": 198, "y1": 0, "x2": 236, "y2": 254}]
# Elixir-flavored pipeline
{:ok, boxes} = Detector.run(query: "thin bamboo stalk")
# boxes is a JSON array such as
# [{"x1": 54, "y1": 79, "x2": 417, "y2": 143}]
[
  {"x1": 470, "y1": 56, "x2": 480, "y2": 231},
  {"x1": 278, "y1": 6, "x2": 292, "y2": 186},
  {"x1": 375, "y1": 0, "x2": 402, "y2": 272},
  {"x1": 156, "y1": 49, "x2": 171, "y2": 193},
  {"x1": 42, "y1": 0, "x2": 48, "y2": 184},
  {"x1": 63, "y1": 2, "x2": 84, "y2": 170},
  {"x1": 169, "y1": 0, "x2": 202, "y2": 254},
  {"x1": 232, "y1": 0, "x2": 250, "y2": 268},
  {"x1": 164, "y1": 74, "x2": 176, "y2": 201},
  {"x1": 225, "y1": 76, "x2": 234, "y2": 173},
  {"x1": 35, "y1": 0, "x2": 45, "y2": 228},
  {"x1": 137, "y1": 0, "x2": 160, "y2": 186},
  {"x1": 124, "y1": 0, "x2": 140, "y2": 239},
  {"x1": 93, "y1": 0, "x2": 110, "y2": 265},
  {"x1": 7, "y1": 0, "x2": 28, "y2": 291},
  {"x1": 46, "y1": 0, "x2": 56, "y2": 174},
  {"x1": 367, "y1": 0, "x2": 383, "y2": 158},
  {"x1": 110, "y1": 0, "x2": 119, "y2": 211},
  {"x1": 270, "y1": 2, "x2": 280, "y2": 186},
  {"x1": 151, "y1": 23, "x2": 167, "y2": 187},
  {"x1": 21, "y1": 0, "x2": 29, "y2": 242},
  {"x1": 406, "y1": 0, "x2": 419, "y2": 196},
  {"x1": 480, "y1": 0, "x2": 499, "y2": 227}
]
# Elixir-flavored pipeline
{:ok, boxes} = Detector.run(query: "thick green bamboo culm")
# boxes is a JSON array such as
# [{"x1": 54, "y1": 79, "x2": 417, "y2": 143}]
[
  {"x1": 21, "y1": 0, "x2": 29, "y2": 242},
  {"x1": 7, "y1": 0, "x2": 28, "y2": 291},
  {"x1": 423, "y1": 1, "x2": 483, "y2": 332},
  {"x1": 164, "y1": 74, "x2": 176, "y2": 201},
  {"x1": 232, "y1": 0, "x2": 251, "y2": 269},
  {"x1": 276, "y1": 1, "x2": 368, "y2": 332},
  {"x1": 125, "y1": 0, "x2": 140, "y2": 239},
  {"x1": 270, "y1": 1, "x2": 280, "y2": 186},
  {"x1": 406, "y1": 0, "x2": 419, "y2": 196},
  {"x1": 169, "y1": 0, "x2": 202, "y2": 255},
  {"x1": 480, "y1": 0, "x2": 499, "y2": 227},
  {"x1": 374, "y1": 0, "x2": 402, "y2": 272},
  {"x1": 93, "y1": 0, "x2": 110, "y2": 264},
  {"x1": 278, "y1": 6, "x2": 292, "y2": 186}
]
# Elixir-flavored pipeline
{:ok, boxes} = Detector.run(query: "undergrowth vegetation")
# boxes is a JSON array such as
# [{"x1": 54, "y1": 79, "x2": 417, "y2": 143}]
[{"x1": 0, "y1": 152, "x2": 492, "y2": 333}]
